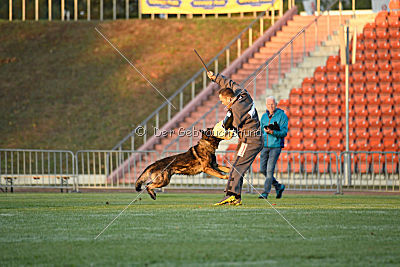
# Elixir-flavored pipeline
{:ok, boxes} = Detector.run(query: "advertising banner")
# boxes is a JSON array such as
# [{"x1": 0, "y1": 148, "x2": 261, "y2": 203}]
[{"x1": 141, "y1": 0, "x2": 282, "y2": 14}]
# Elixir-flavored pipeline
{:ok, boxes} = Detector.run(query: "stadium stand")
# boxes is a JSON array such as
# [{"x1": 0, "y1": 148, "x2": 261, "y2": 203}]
[{"x1": 277, "y1": 7, "x2": 400, "y2": 155}]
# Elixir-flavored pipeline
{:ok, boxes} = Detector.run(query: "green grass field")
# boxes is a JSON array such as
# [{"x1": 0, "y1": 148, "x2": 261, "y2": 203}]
[{"x1": 1, "y1": 193, "x2": 399, "y2": 266}]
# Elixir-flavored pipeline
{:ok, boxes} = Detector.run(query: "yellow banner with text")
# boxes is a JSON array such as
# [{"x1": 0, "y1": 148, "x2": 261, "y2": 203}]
[{"x1": 141, "y1": 0, "x2": 282, "y2": 14}]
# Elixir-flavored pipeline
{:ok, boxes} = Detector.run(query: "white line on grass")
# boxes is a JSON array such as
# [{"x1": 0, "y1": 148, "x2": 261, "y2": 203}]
[
  {"x1": 225, "y1": 160, "x2": 306, "y2": 240},
  {"x1": 94, "y1": 158, "x2": 176, "y2": 240},
  {"x1": 94, "y1": 27, "x2": 176, "y2": 110}
]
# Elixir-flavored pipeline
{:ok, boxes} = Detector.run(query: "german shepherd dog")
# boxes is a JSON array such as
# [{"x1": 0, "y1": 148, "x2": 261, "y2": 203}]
[{"x1": 135, "y1": 128, "x2": 231, "y2": 200}]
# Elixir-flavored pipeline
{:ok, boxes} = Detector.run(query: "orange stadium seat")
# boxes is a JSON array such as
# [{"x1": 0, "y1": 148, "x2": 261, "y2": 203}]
[
  {"x1": 329, "y1": 128, "x2": 343, "y2": 138},
  {"x1": 289, "y1": 106, "x2": 302, "y2": 117},
  {"x1": 369, "y1": 115, "x2": 383, "y2": 128},
  {"x1": 391, "y1": 49, "x2": 400, "y2": 60},
  {"x1": 366, "y1": 93, "x2": 381, "y2": 105},
  {"x1": 314, "y1": 94, "x2": 328, "y2": 105},
  {"x1": 289, "y1": 127, "x2": 303, "y2": 139},
  {"x1": 355, "y1": 127, "x2": 369, "y2": 138},
  {"x1": 365, "y1": 82, "x2": 379, "y2": 93},
  {"x1": 349, "y1": 139, "x2": 358, "y2": 150},
  {"x1": 394, "y1": 105, "x2": 400, "y2": 115},
  {"x1": 303, "y1": 139, "x2": 316, "y2": 151},
  {"x1": 353, "y1": 93, "x2": 368, "y2": 105},
  {"x1": 389, "y1": 28, "x2": 400, "y2": 38},
  {"x1": 314, "y1": 75, "x2": 327, "y2": 84},
  {"x1": 381, "y1": 104, "x2": 395, "y2": 115},
  {"x1": 377, "y1": 49, "x2": 391, "y2": 60},
  {"x1": 367, "y1": 103, "x2": 381, "y2": 115},
  {"x1": 327, "y1": 94, "x2": 341, "y2": 105},
  {"x1": 315, "y1": 116, "x2": 328, "y2": 128},
  {"x1": 326, "y1": 63, "x2": 340, "y2": 72},
  {"x1": 377, "y1": 39, "x2": 390, "y2": 49},
  {"x1": 276, "y1": 154, "x2": 290, "y2": 172},
  {"x1": 302, "y1": 116, "x2": 316, "y2": 128},
  {"x1": 378, "y1": 59, "x2": 391, "y2": 69},
  {"x1": 355, "y1": 51, "x2": 365, "y2": 62},
  {"x1": 366, "y1": 71, "x2": 379, "y2": 83},
  {"x1": 289, "y1": 118, "x2": 303, "y2": 128},
  {"x1": 379, "y1": 71, "x2": 392, "y2": 82},
  {"x1": 314, "y1": 83, "x2": 327, "y2": 94},
  {"x1": 329, "y1": 138, "x2": 344, "y2": 151},
  {"x1": 355, "y1": 41, "x2": 365, "y2": 51},
  {"x1": 327, "y1": 83, "x2": 340, "y2": 93},
  {"x1": 328, "y1": 116, "x2": 342, "y2": 128},
  {"x1": 316, "y1": 138, "x2": 329, "y2": 150},
  {"x1": 326, "y1": 55, "x2": 340, "y2": 64},
  {"x1": 302, "y1": 153, "x2": 317, "y2": 172},
  {"x1": 395, "y1": 116, "x2": 400, "y2": 126},
  {"x1": 302, "y1": 96, "x2": 315, "y2": 106},
  {"x1": 380, "y1": 93, "x2": 394, "y2": 105},
  {"x1": 278, "y1": 98, "x2": 289, "y2": 108},
  {"x1": 302, "y1": 85, "x2": 315, "y2": 95},
  {"x1": 388, "y1": 16, "x2": 399, "y2": 28},
  {"x1": 392, "y1": 70, "x2": 400, "y2": 81},
  {"x1": 390, "y1": 38, "x2": 400, "y2": 48},
  {"x1": 364, "y1": 50, "x2": 378, "y2": 61},
  {"x1": 289, "y1": 95, "x2": 302, "y2": 105},
  {"x1": 379, "y1": 82, "x2": 392, "y2": 93},
  {"x1": 383, "y1": 139, "x2": 397, "y2": 151},
  {"x1": 355, "y1": 116, "x2": 369, "y2": 128},
  {"x1": 327, "y1": 105, "x2": 341, "y2": 116},
  {"x1": 369, "y1": 138, "x2": 384, "y2": 151},
  {"x1": 369, "y1": 127, "x2": 382, "y2": 139},
  {"x1": 288, "y1": 139, "x2": 303, "y2": 150},
  {"x1": 315, "y1": 105, "x2": 328, "y2": 116},
  {"x1": 352, "y1": 82, "x2": 366, "y2": 93},
  {"x1": 382, "y1": 116, "x2": 395, "y2": 127},
  {"x1": 303, "y1": 128, "x2": 315, "y2": 139},
  {"x1": 392, "y1": 60, "x2": 400, "y2": 70},
  {"x1": 301, "y1": 106, "x2": 314, "y2": 117},
  {"x1": 290, "y1": 87, "x2": 302, "y2": 95},
  {"x1": 315, "y1": 128, "x2": 329, "y2": 139},
  {"x1": 384, "y1": 154, "x2": 399, "y2": 173},
  {"x1": 327, "y1": 73, "x2": 340, "y2": 83},
  {"x1": 365, "y1": 60, "x2": 378, "y2": 71},
  {"x1": 346, "y1": 105, "x2": 356, "y2": 116},
  {"x1": 376, "y1": 28, "x2": 389, "y2": 39},
  {"x1": 382, "y1": 126, "x2": 396, "y2": 137},
  {"x1": 352, "y1": 71, "x2": 366, "y2": 83},
  {"x1": 393, "y1": 82, "x2": 400, "y2": 92},
  {"x1": 356, "y1": 138, "x2": 369, "y2": 151}
]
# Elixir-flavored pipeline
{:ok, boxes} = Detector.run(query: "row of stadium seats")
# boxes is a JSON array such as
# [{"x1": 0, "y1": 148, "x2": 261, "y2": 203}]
[
  {"x1": 287, "y1": 94, "x2": 400, "y2": 106},
  {"x1": 290, "y1": 81, "x2": 400, "y2": 94},
  {"x1": 288, "y1": 127, "x2": 399, "y2": 139},
  {"x1": 286, "y1": 106, "x2": 400, "y2": 117},
  {"x1": 287, "y1": 116, "x2": 400, "y2": 128}
]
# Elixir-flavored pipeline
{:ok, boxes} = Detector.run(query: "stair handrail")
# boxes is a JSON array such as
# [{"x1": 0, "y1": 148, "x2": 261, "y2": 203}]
[{"x1": 112, "y1": 6, "x2": 275, "y2": 151}]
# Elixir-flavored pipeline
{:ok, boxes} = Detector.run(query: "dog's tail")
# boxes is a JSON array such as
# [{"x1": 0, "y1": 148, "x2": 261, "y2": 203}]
[{"x1": 135, "y1": 168, "x2": 150, "y2": 192}]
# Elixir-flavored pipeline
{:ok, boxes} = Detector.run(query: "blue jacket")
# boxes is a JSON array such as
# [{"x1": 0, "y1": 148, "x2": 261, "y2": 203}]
[{"x1": 260, "y1": 108, "x2": 288, "y2": 148}]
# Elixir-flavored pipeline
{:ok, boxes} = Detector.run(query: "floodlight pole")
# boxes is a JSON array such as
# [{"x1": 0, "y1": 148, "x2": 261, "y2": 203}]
[{"x1": 344, "y1": 26, "x2": 351, "y2": 189}]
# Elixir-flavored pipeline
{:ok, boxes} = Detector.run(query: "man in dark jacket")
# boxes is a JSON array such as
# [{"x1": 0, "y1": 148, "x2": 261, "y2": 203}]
[
  {"x1": 259, "y1": 96, "x2": 288, "y2": 199},
  {"x1": 208, "y1": 71, "x2": 263, "y2": 206}
]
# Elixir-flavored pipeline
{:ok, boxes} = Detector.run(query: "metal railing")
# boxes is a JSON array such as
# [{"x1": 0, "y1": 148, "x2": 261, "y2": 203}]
[
  {"x1": 340, "y1": 151, "x2": 400, "y2": 192},
  {"x1": 112, "y1": 7, "x2": 275, "y2": 151},
  {"x1": 0, "y1": 149, "x2": 76, "y2": 192},
  {"x1": 75, "y1": 150, "x2": 159, "y2": 188},
  {"x1": 0, "y1": 148, "x2": 398, "y2": 192}
]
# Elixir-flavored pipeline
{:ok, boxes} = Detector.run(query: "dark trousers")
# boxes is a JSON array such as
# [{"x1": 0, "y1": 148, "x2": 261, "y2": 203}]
[
  {"x1": 259, "y1": 147, "x2": 282, "y2": 193},
  {"x1": 225, "y1": 141, "x2": 263, "y2": 195}
]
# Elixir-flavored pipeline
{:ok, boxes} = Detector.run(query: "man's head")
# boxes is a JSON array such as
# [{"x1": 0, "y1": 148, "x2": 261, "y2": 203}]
[
  {"x1": 266, "y1": 96, "x2": 277, "y2": 114},
  {"x1": 218, "y1": 88, "x2": 234, "y2": 107}
]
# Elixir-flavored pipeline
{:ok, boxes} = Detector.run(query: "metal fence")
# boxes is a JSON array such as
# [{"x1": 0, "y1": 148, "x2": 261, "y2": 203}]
[
  {"x1": 75, "y1": 150, "x2": 159, "y2": 188},
  {"x1": 0, "y1": 149, "x2": 76, "y2": 192},
  {"x1": 1, "y1": 149, "x2": 398, "y2": 193},
  {"x1": 340, "y1": 151, "x2": 400, "y2": 192}
]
